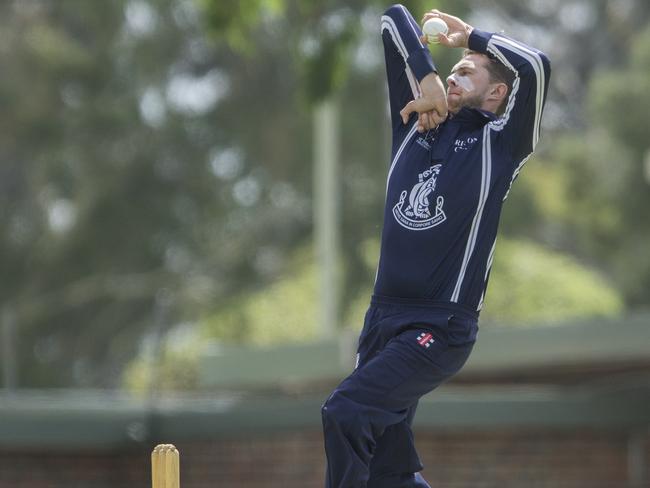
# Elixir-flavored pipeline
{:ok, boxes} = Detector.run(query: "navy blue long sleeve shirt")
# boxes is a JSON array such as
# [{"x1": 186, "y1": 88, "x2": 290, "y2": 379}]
[{"x1": 374, "y1": 5, "x2": 551, "y2": 318}]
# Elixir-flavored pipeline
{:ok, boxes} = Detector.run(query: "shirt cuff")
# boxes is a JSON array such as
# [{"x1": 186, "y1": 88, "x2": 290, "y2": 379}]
[
  {"x1": 407, "y1": 48, "x2": 438, "y2": 82},
  {"x1": 467, "y1": 28, "x2": 494, "y2": 54}
]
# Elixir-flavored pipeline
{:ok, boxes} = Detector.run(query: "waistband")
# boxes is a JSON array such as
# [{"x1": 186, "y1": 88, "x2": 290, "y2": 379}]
[{"x1": 370, "y1": 294, "x2": 479, "y2": 321}]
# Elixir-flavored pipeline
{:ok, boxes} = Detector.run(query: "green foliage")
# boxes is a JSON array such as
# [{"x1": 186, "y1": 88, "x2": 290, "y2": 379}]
[
  {"x1": 498, "y1": 21, "x2": 650, "y2": 306},
  {"x1": 123, "y1": 343, "x2": 201, "y2": 393},
  {"x1": 198, "y1": 0, "x2": 285, "y2": 52},
  {"x1": 589, "y1": 25, "x2": 650, "y2": 151},
  {"x1": 299, "y1": 16, "x2": 357, "y2": 103},
  {"x1": 201, "y1": 250, "x2": 319, "y2": 346},
  {"x1": 480, "y1": 239, "x2": 623, "y2": 324},
  {"x1": 532, "y1": 24, "x2": 650, "y2": 305},
  {"x1": 0, "y1": 0, "x2": 254, "y2": 387},
  {"x1": 199, "y1": 0, "x2": 461, "y2": 103}
]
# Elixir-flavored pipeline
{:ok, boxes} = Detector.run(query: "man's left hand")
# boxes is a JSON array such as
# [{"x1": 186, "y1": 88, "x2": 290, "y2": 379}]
[{"x1": 399, "y1": 72, "x2": 448, "y2": 132}]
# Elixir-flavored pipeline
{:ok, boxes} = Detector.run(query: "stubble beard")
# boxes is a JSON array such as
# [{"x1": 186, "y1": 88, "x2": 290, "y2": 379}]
[{"x1": 449, "y1": 92, "x2": 485, "y2": 114}]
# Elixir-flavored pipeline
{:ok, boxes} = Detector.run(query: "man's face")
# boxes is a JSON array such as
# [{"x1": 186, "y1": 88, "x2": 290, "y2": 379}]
[{"x1": 446, "y1": 54, "x2": 492, "y2": 114}]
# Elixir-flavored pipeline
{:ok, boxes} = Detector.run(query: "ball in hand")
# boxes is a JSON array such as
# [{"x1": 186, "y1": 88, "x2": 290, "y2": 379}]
[{"x1": 422, "y1": 18, "x2": 448, "y2": 43}]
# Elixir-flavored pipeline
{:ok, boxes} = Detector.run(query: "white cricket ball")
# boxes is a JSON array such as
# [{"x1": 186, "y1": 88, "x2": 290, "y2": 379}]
[{"x1": 422, "y1": 17, "x2": 448, "y2": 43}]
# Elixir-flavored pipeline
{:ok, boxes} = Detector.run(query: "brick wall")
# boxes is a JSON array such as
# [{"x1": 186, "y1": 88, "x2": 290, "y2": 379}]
[{"x1": 0, "y1": 429, "x2": 646, "y2": 488}]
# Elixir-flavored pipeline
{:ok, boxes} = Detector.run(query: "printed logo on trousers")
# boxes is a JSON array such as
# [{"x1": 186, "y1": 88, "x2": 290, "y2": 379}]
[{"x1": 416, "y1": 332, "x2": 435, "y2": 348}]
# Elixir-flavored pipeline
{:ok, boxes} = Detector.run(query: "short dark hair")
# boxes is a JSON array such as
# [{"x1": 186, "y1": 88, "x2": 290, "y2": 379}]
[{"x1": 463, "y1": 49, "x2": 515, "y2": 116}]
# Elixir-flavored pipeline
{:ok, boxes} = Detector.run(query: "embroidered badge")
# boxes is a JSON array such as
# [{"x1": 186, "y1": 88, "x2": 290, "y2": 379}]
[
  {"x1": 416, "y1": 332, "x2": 435, "y2": 348},
  {"x1": 393, "y1": 164, "x2": 446, "y2": 231}
]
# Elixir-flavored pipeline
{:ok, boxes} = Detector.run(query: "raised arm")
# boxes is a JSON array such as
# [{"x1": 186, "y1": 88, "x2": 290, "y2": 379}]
[
  {"x1": 423, "y1": 9, "x2": 551, "y2": 161},
  {"x1": 470, "y1": 29, "x2": 551, "y2": 161},
  {"x1": 381, "y1": 5, "x2": 447, "y2": 135}
]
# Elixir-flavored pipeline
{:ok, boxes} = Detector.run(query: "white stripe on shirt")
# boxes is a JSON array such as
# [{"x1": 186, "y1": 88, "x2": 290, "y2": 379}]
[
  {"x1": 476, "y1": 238, "x2": 497, "y2": 311},
  {"x1": 451, "y1": 125, "x2": 492, "y2": 302}
]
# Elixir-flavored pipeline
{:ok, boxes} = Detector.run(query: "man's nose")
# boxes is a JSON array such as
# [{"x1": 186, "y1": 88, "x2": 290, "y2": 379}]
[{"x1": 446, "y1": 75, "x2": 456, "y2": 87}]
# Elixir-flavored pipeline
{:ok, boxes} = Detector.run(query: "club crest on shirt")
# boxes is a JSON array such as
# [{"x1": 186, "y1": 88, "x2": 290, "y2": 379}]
[{"x1": 392, "y1": 164, "x2": 446, "y2": 231}]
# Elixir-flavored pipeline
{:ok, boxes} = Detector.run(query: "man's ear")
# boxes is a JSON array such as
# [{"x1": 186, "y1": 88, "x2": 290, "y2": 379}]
[{"x1": 488, "y1": 82, "x2": 508, "y2": 104}]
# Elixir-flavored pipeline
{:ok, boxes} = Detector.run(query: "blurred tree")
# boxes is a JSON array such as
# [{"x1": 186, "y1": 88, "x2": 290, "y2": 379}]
[
  {"x1": 3, "y1": 0, "x2": 648, "y2": 390},
  {"x1": 500, "y1": 23, "x2": 650, "y2": 306},
  {"x1": 198, "y1": 0, "x2": 459, "y2": 103},
  {"x1": 0, "y1": 0, "x2": 245, "y2": 387},
  {"x1": 581, "y1": 24, "x2": 650, "y2": 303}
]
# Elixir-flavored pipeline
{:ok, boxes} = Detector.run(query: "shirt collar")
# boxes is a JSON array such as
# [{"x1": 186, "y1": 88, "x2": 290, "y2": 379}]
[{"x1": 449, "y1": 107, "x2": 497, "y2": 127}]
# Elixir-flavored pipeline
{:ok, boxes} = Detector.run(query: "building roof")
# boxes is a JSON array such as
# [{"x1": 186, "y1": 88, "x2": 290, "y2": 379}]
[{"x1": 1, "y1": 312, "x2": 648, "y2": 449}]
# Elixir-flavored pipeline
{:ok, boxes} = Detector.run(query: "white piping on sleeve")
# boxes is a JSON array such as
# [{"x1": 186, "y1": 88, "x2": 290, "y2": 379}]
[
  {"x1": 503, "y1": 153, "x2": 533, "y2": 201},
  {"x1": 487, "y1": 35, "x2": 546, "y2": 152},
  {"x1": 398, "y1": 5, "x2": 426, "y2": 49},
  {"x1": 380, "y1": 16, "x2": 421, "y2": 98}
]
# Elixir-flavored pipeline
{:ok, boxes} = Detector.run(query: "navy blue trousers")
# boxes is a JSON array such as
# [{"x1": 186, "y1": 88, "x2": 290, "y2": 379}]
[{"x1": 322, "y1": 297, "x2": 478, "y2": 487}]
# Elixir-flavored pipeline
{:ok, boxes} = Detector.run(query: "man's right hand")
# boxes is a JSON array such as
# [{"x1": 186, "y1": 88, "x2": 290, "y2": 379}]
[
  {"x1": 399, "y1": 72, "x2": 448, "y2": 132},
  {"x1": 420, "y1": 10, "x2": 474, "y2": 49}
]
